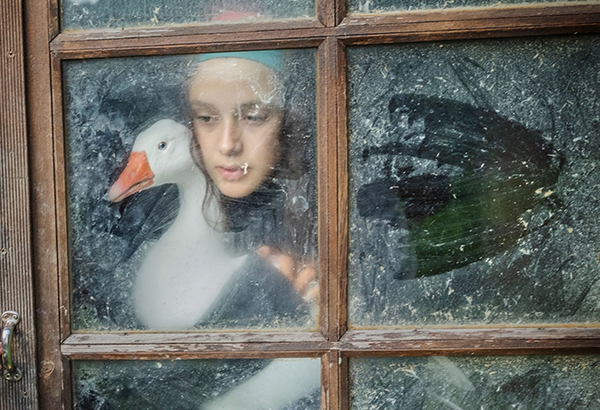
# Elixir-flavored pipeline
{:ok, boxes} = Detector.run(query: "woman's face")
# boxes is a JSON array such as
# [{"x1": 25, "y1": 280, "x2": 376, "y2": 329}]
[{"x1": 189, "y1": 58, "x2": 283, "y2": 198}]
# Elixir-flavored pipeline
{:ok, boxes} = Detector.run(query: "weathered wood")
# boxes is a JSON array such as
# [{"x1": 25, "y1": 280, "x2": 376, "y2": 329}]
[
  {"x1": 61, "y1": 344, "x2": 328, "y2": 360},
  {"x1": 335, "y1": 0, "x2": 347, "y2": 26},
  {"x1": 48, "y1": 4, "x2": 600, "y2": 57},
  {"x1": 343, "y1": 327, "x2": 600, "y2": 341},
  {"x1": 66, "y1": 331, "x2": 327, "y2": 345},
  {"x1": 317, "y1": 0, "x2": 337, "y2": 27},
  {"x1": 340, "y1": 328, "x2": 600, "y2": 354},
  {"x1": 334, "y1": 38, "x2": 349, "y2": 343},
  {"x1": 47, "y1": 0, "x2": 60, "y2": 41},
  {"x1": 0, "y1": 0, "x2": 39, "y2": 408},
  {"x1": 24, "y1": 0, "x2": 66, "y2": 408},
  {"x1": 322, "y1": 349, "x2": 346, "y2": 410},
  {"x1": 318, "y1": 37, "x2": 345, "y2": 342},
  {"x1": 50, "y1": 55, "x2": 71, "y2": 346},
  {"x1": 317, "y1": 40, "x2": 331, "y2": 339},
  {"x1": 20, "y1": 0, "x2": 600, "y2": 408}
]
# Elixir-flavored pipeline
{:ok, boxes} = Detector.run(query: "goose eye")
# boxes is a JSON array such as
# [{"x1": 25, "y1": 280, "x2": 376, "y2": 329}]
[{"x1": 157, "y1": 141, "x2": 168, "y2": 150}]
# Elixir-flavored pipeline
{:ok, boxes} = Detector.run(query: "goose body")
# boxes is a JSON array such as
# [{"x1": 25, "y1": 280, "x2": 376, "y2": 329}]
[{"x1": 109, "y1": 119, "x2": 246, "y2": 330}]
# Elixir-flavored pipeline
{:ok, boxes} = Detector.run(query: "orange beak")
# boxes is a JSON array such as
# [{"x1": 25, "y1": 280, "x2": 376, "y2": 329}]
[{"x1": 108, "y1": 151, "x2": 155, "y2": 203}]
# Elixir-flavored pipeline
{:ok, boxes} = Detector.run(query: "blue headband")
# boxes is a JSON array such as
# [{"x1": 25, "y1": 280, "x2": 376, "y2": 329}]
[{"x1": 196, "y1": 50, "x2": 284, "y2": 72}]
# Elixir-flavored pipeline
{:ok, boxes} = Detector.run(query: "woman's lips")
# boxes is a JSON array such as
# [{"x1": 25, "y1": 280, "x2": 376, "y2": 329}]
[{"x1": 217, "y1": 165, "x2": 247, "y2": 181}]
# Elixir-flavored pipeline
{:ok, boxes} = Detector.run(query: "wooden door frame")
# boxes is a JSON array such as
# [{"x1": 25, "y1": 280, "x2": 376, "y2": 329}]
[{"x1": 21, "y1": 0, "x2": 600, "y2": 409}]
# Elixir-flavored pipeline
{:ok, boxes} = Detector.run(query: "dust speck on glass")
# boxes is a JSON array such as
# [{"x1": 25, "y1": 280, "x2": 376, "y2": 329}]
[
  {"x1": 60, "y1": 0, "x2": 315, "y2": 31},
  {"x1": 348, "y1": 0, "x2": 596, "y2": 13},
  {"x1": 350, "y1": 355, "x2": 600, "y2": 409},
  {"x1": 74, "y1": 358, "x2": 321, "y2": 410},
  {"x1": 348, "y1": 36, "x2": 600, "y2": 327},
  {"x1": 64, "y1": 49, "x2": 317, "y2": 332}
]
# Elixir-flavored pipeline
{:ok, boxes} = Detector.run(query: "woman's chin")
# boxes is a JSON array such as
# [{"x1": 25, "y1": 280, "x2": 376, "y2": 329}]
[{"x1": 217, "y1": 180, "x2": 259, "y2": 199}]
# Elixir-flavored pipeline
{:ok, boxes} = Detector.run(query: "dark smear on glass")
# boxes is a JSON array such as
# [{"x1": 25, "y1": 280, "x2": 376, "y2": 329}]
[{"x1": 357, "y1": 94, "x2": 564, "y2": 278}]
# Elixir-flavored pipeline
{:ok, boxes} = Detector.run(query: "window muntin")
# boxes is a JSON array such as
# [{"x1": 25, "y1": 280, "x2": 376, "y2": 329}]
[{"x1": 347, "y1": 36, "x2": 600, "y2": 327}]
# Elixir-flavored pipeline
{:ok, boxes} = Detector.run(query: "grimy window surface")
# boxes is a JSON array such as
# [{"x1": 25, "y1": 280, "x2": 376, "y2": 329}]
[
  {"x1": 347, "y1": 0, "x2": 598, "y2": 13},
  {"x1": 348, "y1": 36, "x2": 600, "y2": 327},
  {"x1": 65, "y1": 50, "x2": 318, "y2": 332},
  {"x1": 61, "y1": 0, "x2": 316, "y2": 30},
  {"x1": 35, "y1": 0, "x2": 600, "y2": 409}
]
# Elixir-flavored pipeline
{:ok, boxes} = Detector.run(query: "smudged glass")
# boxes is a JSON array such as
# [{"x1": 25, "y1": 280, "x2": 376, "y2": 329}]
[
  {"x1": 64, "y1": 49, "x2": 318, "y2": 331},
  {"x1": 60, "y1": 0, "x2": 315, "y2": 31},
  {"x1": 347, "y1": 36, "x2": 600, "y2": 327},
  {"x1": 350, "y1": 356, "x2": 600, "y2": 409},
  {"x1": 348, "y1": 0, "x2": 596, "y2": 13},
  {"x1": 74, "y1": 358, "x2": 321, "y2": 409}
]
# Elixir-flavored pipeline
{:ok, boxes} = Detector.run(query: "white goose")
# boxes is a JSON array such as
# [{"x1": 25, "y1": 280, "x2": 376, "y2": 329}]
[
  {"x1": 109, "y1": 119, "x2": 320, "y2": 408},
  {"x1": 109, "y1": 119, "x2": 246, "y2": 330}
]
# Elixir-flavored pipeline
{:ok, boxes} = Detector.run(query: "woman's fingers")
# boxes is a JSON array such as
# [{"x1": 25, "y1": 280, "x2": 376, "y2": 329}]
[
  {"x1": 256, "y1": 246, "x2": 318, "y2": 300},
  {"x1": 294, "y1": 266, "x2": 315, "y2": 294},
  {"x1": 256, "y1": 245, "x2": 271, "y2": 258}
]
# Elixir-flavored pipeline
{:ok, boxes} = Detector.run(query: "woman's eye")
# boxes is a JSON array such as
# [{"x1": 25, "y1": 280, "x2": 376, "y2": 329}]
[
  {"x1": 157, "y1": 141, "x2": 167, "y2": 150},
  {"x1": 197, "y1": 115, "x2": 215, "y2": 123},
  {"x1": 245, "y1": 113, "x2": 268, "y2": 123}
]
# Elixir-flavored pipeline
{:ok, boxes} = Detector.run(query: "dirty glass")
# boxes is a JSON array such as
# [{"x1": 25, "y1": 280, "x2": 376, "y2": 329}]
[
  {"x1": 60, "y1": 0, "x2": 315, "y2": 31},
  {"x1": 64, "y1": 49, "x2": 318, "y2": 331},
  {"x1": 348, "y1": 36, "x2": 600, "y2": 327},
  {"x1": 350, "y1": 355, "x2": 600, "y2": 409},
  {"x1": 348, "y1": 0, "x2": 594, "y2": 13},
  {"x1": 74, "y1": 357, "x2": 321, "y2": 409}
]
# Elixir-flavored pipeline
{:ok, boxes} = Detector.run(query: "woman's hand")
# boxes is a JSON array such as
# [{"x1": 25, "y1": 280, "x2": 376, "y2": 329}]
[{"x1": 257, "y1": 246, "x2": 318, "y2": 302}]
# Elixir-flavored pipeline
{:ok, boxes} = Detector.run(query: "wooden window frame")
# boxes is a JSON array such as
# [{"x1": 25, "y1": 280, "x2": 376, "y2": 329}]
[{"x1": 21, "y1": 0, "x2": 600, "y2": 408}]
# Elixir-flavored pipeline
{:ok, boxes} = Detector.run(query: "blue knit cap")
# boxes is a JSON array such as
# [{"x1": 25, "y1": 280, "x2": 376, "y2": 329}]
[{"x1": 196, "y1": 50, "x2": 284, "y2": 72}]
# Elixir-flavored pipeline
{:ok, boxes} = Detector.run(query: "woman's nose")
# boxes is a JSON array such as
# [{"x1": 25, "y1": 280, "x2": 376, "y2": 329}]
[{"x1": 218, "y1": 117, "x2": 243, "y2": 156}]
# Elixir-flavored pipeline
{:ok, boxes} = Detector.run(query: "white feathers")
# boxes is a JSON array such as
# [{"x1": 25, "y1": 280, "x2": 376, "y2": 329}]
[{"x1": 128, "y1": 120, "x2": 246, "y2": 330}]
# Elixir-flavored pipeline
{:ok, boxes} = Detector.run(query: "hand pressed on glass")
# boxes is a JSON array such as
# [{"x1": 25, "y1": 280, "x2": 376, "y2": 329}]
[{"x1": 257, "y1": 245, "x2": 318, "y2": 302}]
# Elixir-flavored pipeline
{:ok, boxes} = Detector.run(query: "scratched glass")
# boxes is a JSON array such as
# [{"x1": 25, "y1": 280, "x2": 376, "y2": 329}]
[
  {"x1": 64, "y1": 49, "x2": 318, "y2": 331},
  {"x1": 74, "y1": 358, "x2": 321, "y2": 410},
  {"x1": 350, "y1": 356, "x2": 600, "y2": 409},
  {"x1": 347, "y1": 0, "x2": 596, "y2": 13},
  {"x1": 60, "y1": 0, "x2": 315, "y2": 31},
  {"x1": 347, "y1": 36, "x2": 600, "y2": 327}
]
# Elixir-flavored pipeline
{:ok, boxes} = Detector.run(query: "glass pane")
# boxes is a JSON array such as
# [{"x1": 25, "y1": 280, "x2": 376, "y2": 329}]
[
  {"x1": 348, "y1": 0, "x2": 595, "y2": 13},
  {"x1": 64, "y1": 49, "x2": 318, "y2": 331},
  {"x1": 60, "y1": 0, "x2": 315, "y2": 31},
  {"x1": 351, "y1": 355, "x2": 600, "y2": 409},
  {"x1": 74, "y1": 358, "x2": 321, "y2": 409},
  {"x1": 348, "y1": 36, "x2": 600, "y2": 327}
]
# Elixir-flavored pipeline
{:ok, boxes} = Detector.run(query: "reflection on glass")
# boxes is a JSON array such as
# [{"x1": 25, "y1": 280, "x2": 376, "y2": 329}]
[
  {"x1": 60, "y1": 0, "x2": 315, "y2": 31},
  {"x1": 65, "y1": 49, "x2": 317, "y2": 331},
  {"x1": 351, "y1": 356, "x2": 600, "y2": 409},
  {"x1": 348, "y1": 0, "x2": 593, "y2": 13},
  {"x1": 74, "y1": 358, "x2": 321, "y2": 409},
  {"x1": 347, "y1": 36, "x2": 600, "y2": 327}
]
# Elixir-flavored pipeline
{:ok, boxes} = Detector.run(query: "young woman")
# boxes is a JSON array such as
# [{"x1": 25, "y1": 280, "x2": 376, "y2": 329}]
[{"x1": 188, "y1": 51, "x2": 319, "y2": 308}]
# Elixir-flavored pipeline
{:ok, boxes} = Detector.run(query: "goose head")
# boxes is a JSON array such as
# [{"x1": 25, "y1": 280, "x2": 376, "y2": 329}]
[{"x1": 109, "y1": 119, "x2": 197, "y2": 203}]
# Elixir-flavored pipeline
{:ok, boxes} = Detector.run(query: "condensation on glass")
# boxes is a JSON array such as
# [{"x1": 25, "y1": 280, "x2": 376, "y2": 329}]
[
  {"x1": 60, "y1": 0, "x2": 315, "y2": 31},
  {"x1": 64, "y1": 49, "x2": 318, "y2": 331},
  {"x1": 348, "y1": 0, "x2": 595, "y2": 13},
  {"x1": 74, "y1": 358, "x2": 321, "y2": 409},
  {"x1": 350, "y1": 355, "x2": 600, "y2": 409},
  {"x1": 347, "y1": 36, "x2": 600, "y2": 327}
]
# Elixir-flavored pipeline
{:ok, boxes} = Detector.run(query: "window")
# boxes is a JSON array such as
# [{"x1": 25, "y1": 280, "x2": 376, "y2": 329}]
[{"x1": 18, "y1": 0, "x2": 600, "y2": 408}]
